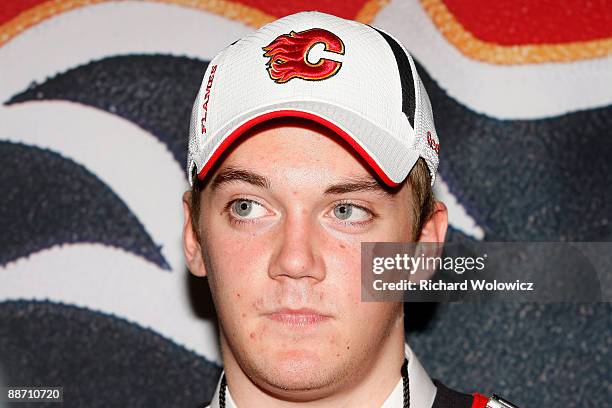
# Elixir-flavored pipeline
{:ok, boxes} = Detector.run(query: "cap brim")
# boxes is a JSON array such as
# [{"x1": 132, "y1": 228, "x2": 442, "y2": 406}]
[{"x1": 196, "y1": 100, "x2": 419, "y2": 187}]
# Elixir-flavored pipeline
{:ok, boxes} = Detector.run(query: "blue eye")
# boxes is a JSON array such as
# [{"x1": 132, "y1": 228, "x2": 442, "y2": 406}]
[
  {"x1": 231, "y1": 199, "x2": 266, "y2": 219},
  {"x1": 334, "y1": 204, "x2": 352, "y2": 220},
  {"x1": 332, "y1": 203, "x2": 371, "y2": 222}
]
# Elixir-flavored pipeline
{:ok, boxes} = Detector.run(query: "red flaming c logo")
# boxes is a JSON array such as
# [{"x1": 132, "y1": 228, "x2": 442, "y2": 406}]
[{"x1": 262, "y1": 28, "x2": 345, "y2": 83}]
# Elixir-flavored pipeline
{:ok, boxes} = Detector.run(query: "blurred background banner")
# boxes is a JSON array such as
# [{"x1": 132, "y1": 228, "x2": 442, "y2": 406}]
[{"x1": 0, "y1": 1, "x2": 611, "y2": 406}]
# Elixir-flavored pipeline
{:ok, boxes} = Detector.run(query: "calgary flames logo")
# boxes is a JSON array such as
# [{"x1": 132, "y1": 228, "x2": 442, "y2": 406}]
[{"x1": 262, "y1": 28, "x2": 345, "y2": 83}]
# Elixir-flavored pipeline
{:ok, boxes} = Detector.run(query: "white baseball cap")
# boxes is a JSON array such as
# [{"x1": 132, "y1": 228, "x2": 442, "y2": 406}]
[{"x1": 187, "y1": 11, "x2": 440, "y2": 187}]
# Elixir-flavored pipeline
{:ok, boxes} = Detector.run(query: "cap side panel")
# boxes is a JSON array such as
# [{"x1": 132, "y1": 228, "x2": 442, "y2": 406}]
[
  {"x1": 370, "y1": 25, "x2": 439, "y2": 186},
  {"x1": 371, "y1": 27, "x2": 416, "y2": 129},
  {"x1": 415, "y1": 78, "x2": 439, "y2": 185},
  {"x1": 187, "y1": 48, "x2": 229, "y2": 186},
  {"x1": 197, "y1": 110, "x2": 400, "y2": 187},
  {"x1": 187, "y1": 90, "x2": 200, "y2": 186}
]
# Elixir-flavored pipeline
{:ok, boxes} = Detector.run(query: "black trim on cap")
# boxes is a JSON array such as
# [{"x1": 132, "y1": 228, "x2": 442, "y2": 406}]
[{"x1": 371, "y1": 27, "x2": 416, "y2": 128}]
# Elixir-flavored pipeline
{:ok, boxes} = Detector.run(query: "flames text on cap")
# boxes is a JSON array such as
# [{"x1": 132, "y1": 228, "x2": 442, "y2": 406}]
[{"x1": 201, "y1": 64, "x2": 217, "y2": 135}]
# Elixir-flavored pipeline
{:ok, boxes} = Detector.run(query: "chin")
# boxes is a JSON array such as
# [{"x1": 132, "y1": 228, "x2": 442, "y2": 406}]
[{"x1": 254, "y1": 348, "x2": 340, "y2": 393}]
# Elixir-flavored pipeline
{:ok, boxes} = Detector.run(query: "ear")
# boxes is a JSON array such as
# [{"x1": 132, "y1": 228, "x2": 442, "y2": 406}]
[
  {"x1": 418, "y1": 201, "x2": 448, "y2": 244},
  {"x1": 182, "y1": 191, "x2": 207, "y2": 277},
  {"x1": 412, "y1": 201, "x2": 448, "y2": 282}
]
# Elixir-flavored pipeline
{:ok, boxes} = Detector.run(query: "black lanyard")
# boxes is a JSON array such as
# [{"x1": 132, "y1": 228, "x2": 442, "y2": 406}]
[{"x1": 218, "y1": 358, "x2": 410, "y2": 408}]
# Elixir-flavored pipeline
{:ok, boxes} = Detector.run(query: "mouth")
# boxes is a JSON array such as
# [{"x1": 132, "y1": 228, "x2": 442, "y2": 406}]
[{"x1": 266, "y1": 308, "x2": 331, "y2": 326}]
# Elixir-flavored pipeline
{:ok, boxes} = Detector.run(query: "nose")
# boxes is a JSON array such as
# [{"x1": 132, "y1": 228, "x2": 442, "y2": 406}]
[{"x1": 268, "y1": 209, "x2": 325, "y2": 283}]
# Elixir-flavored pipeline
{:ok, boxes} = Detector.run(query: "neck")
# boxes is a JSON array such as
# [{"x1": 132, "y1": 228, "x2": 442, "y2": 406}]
[{"x1": 220, "y1": 313, "x2": 406, "y2": 408}]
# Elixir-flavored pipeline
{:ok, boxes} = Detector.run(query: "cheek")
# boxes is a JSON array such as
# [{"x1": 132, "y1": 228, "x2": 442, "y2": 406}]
[
  {"x1": 319, "y1": 236, "x2": 363, "y2": 307},
  {"x1": 319, "y1": 218, "x2": 413, "y2": 305},
  {"x1": 318, "y1": 227, "x2": 405, "y2": 338},
  {"x1": 374, "y1": 214, "x2": 414, "y2": 242},
  {"x1": 204, "y1": 236, "x2": 272, "y2": 351},
  {"x1": 202, "y1": 219, "x2": 272, "y2": 316},
  {"x1": 351, "y1": 302, "x2": 401, "y2": 342},
  {"x1": 204, "y1": 212, "x2": 271, "y2": 275}
]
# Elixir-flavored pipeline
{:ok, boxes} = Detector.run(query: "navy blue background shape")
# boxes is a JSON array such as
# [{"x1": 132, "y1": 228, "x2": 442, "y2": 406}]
[
  {"x1": 0, "y1": 300, "x2": 221, "y2": 407},
  {"x1": 1, "y1": 42, "x2": 611, "y2": 408},
  {"x1": 0, "y1": 141, "x2": 169, "y2": 269}
]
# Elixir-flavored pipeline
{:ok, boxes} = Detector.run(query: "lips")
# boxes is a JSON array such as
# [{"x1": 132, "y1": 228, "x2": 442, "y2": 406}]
[{"x1": 266, "y1": 308, "x2": 330, "y2": 326}]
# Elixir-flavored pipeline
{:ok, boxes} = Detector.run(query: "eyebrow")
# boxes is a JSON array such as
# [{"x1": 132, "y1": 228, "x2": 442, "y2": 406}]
[
  {"x1": 211, "y1": 167, "x2": 271, "y2": 191},
  {"x1": 324, "y1": 177, "x2": 396, "y2": 197},
  {"x1": 211, "y1": 167, "x2": 396, "y2": 198}
]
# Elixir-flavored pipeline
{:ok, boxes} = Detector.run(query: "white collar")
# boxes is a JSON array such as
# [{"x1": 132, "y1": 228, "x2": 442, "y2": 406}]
[{"x1": 207, "y1": 343, "x2": 437, "y2": 408}]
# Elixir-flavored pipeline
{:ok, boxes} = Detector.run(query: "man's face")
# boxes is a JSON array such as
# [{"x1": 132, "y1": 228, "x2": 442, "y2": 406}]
[{"x1": 192, "y1": 120, "x2": 415, "y2": 395}]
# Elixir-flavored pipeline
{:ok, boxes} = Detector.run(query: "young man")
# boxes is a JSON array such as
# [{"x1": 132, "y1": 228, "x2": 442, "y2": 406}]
[{"x1": 183, "y1": 11, "x2": 517, "y2": 408}]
